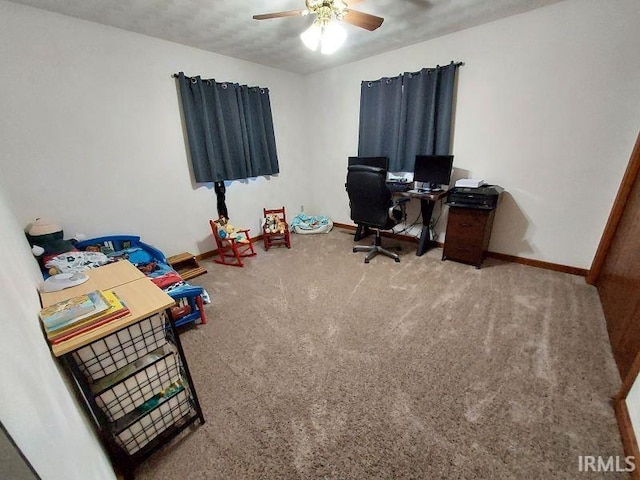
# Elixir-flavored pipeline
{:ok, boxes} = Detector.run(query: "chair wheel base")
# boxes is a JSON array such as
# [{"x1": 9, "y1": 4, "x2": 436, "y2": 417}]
[{"x1": 353, "y1": 242, "x2": 401, "y2": 264}]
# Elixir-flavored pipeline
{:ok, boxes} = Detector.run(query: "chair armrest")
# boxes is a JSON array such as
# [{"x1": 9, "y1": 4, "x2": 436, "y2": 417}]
[{"x1": 237, "y1": 229, "x2": 253, "y2": 240}]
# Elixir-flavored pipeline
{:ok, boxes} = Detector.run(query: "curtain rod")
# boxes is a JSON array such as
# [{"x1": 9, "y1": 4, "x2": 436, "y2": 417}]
[
  {"x1": 404, "y1": 61, "x2": 465, "y2": 74},
  {"x1": 172, "y1": 61, "x2": 463, "y2": 79}
]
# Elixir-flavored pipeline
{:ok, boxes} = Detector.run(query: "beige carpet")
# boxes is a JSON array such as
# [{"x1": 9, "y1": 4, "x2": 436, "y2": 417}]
[{"x1": 135, "y1": 229, "x2": 624, "y2": 479}]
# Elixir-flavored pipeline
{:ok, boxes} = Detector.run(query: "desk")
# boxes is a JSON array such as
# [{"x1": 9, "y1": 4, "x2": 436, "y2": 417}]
[
  {"x1": 41, "y1": 260, "x2": 145, "y2": 308},
  {"x1": 40, "y1": 262, "x2": 204, "y2": 479},
  {"x1": 353, "y1": 189, "x2": 448, "y2": 257},
  {"x1": 398, "y1": 188, "x2": 449, "y2": 256},
  {"x1": 355, "y1": 188, "x2": 449, "y2": 256}
]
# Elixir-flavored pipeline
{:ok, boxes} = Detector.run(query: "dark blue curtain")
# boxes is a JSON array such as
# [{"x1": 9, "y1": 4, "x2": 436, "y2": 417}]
[
  {"x1": 397, "y1": 63, "x2": 458, "y2": 172},
  {"x1": 177, "y1": 72, "x2": 279, "y2": 183},
  {"x1": 240, "y1": 86, "x2": 280, "y2": 178},
  {"x1": 357, "y1": 75, "x2": 403, "y2": 166},
  {"x1": 358, "y1": 62, "x2": 459, "y2": 172}
]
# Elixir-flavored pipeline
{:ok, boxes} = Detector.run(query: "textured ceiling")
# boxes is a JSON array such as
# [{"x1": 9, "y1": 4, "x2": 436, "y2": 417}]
[{"x1": 9, "y1": 0, "x2": 565, "y2": 75}]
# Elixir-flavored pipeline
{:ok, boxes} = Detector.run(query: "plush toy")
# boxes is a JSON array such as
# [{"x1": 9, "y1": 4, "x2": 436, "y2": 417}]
[
  {"x1": 264, "y1": 214, "x2": 282, "y2": 234},
  {"x1": 26, "y1": 218, "x2": 77, "y2": 273},
  {"x1": 264, "y1": 214, "x2": 286, "y2": 235},
  {"x1": 216, "y1": 216, "x2": 249, "y2": 244}
]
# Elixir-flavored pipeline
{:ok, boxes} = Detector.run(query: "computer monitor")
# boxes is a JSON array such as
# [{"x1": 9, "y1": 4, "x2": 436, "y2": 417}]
[
  {"x1": 348, "y1": 156, "x2": 388, "y2": 170},
  {"x1": 413, "y1": 155, "x2": 454, "y2": 191}
]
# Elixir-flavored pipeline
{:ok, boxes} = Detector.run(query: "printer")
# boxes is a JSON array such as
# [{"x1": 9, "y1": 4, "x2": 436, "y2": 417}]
[{"x1": 446, "y1": 185, "x2": 504, "y2": 210}]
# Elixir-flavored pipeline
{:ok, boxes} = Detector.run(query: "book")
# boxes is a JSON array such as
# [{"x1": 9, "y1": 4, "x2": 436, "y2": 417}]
[
  {"x1": 46, "y1": 290, "x2": 128, "y2": 341},
  {"x1": 48, "y1": 291, "x2": 129, "y2": 343},
  {"x1": 40, "y1": 293, "x2": 98, "y2": 328},
  {"x1": 44, "y1": 290, "x2": 111, "y2": 333},
  {"x1": 49, "y1": 306, "x2": 130, "y2": 344}
]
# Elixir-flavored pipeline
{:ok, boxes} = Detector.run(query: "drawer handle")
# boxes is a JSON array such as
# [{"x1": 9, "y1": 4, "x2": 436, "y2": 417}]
[
  {"x1": 456, "y1": 247, "x2": 471, "y2": 252},
  {"x1": 459, "y1": 223, "x2": 474, "y2": 227}
]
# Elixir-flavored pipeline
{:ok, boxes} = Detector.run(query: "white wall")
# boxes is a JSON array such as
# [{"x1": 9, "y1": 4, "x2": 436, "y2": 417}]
[
  {"x1": 0, "y1": 1, "x2": 308, "y2": 257},
  {"x1": 0, "y1": 185, "x2": 116, "y2": 480},
  {"x1": 303, "y1": 0, "x2": 640, "y2": 269}
]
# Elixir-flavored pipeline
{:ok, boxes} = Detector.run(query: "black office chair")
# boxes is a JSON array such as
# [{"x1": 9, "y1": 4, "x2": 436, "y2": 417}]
[{"x1": 346, "y1": 165, "x2": 408, "y2": 263}]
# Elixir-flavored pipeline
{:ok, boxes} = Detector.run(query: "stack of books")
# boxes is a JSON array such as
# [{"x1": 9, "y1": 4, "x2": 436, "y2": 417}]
[{"x1": 40, "y1": 290, "x2": 130, "y2": 344}]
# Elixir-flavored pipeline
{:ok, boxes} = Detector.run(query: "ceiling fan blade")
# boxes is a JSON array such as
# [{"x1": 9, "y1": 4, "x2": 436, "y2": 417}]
[
  {"x1": 253, "y1": 9, "x2": 307, "y2": 20},
  {"x1": 343, "y1": 9, "x2": 384, "y2": 31}
]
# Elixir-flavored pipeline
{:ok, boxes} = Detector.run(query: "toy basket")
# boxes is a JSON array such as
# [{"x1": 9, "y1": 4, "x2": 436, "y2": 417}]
[
  {"x1": 72, "y1": 312, "x2": 168, "y2": 382},
  {"x1": 115, "y1": 388, "x2": 194, "y2": 455},
  {"x1": 95, "y1": 350, "x2": 181, "y2": 422}
]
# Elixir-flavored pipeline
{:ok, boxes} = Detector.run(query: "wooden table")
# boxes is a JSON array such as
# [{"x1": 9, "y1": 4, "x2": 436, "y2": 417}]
[
  {"x1": 49, "y1": 279, "x2": 175, "y2": 357},
  {"x1": 41, "y1": 261, "x2": 145, "y2": 306},
  {"x1": 41, "y1": 261, "x2": 172, "y2": 357}
]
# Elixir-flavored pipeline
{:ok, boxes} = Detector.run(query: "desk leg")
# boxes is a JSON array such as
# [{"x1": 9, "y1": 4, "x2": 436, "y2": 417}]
[{"x1": 416, "y1": 199, "x2": 437, "y2": 256}]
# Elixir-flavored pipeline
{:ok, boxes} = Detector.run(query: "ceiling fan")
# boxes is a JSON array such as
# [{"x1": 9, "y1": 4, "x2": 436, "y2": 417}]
[{"x1": 253, "y1": 1, "x2": 384, "y2": 54}]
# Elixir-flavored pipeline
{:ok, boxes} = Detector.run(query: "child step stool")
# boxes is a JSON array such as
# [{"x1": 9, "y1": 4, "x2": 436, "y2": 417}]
[{"x1": 167, "y1": 252, "x2": 207, "y2": 280}]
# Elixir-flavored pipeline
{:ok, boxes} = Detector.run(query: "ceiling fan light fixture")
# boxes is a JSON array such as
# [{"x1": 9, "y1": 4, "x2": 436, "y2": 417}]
[
  {"x1": 320, "y1": 21, "x2": 346, "y2": 55},
  {"x1": 300, "y1": 19, "x2": 346, "y2": 54},
  {"x1": 300, "y1": 20, "x2": 322, "y2": 51}
]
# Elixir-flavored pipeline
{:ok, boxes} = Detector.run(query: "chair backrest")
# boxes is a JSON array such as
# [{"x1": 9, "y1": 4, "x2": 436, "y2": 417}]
[
  {"x1": 263, "y1": 206, "x2": 287, "y2": 222},
  {"x1": 209, "y1": 219, "x2": 227, "y2": 247},
  {"x1": 346, "y1": 165, "x2": 395, "y2": 229}
]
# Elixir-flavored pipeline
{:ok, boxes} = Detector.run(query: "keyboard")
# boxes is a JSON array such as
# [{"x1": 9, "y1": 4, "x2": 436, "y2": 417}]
[
  {"x1": 386, "y1": 182, "x2": 411, "y2": 193},
  {"x1": 408, "y1": 188, "x2": 443, "y2": 194}
]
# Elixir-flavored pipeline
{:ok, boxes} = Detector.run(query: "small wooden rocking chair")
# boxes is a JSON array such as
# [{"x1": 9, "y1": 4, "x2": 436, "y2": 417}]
[
  {"x1": 263, "y1": 206, "x2": 292, "y2": 251},
  {"x1": 209, "y1": 218, "x2": 256, "y2": 267}
]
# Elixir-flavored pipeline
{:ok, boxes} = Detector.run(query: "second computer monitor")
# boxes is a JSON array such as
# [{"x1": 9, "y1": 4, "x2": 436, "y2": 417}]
[
  {"x1": 348, "y1": 156, "x2": 389, "y2": 170},
  {"x1": 413, "y1": 155, "x2": 454, "y2": 191}
]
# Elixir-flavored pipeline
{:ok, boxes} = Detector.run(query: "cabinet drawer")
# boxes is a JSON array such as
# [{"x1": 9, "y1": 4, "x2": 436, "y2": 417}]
[
  {"x1": 443, "y1": 237, "x2": 483, "y2": 265},
  {"x1": 446, "y1": 208, "x2": 488, "y2": 241}
]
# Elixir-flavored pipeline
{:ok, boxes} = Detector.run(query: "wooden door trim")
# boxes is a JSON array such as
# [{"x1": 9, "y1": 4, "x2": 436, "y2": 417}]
[{"x1": 587, "y1": 132, "x2": 640, "y2": 285}]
